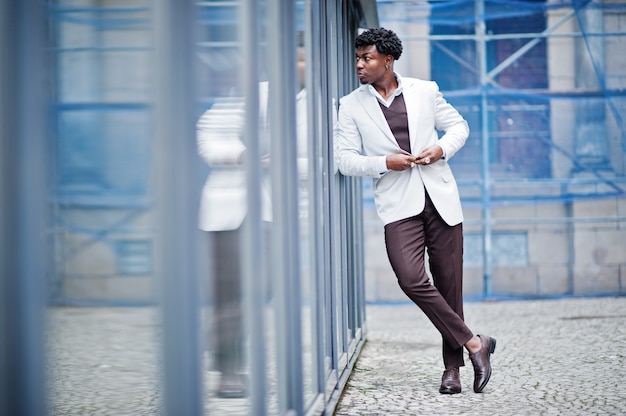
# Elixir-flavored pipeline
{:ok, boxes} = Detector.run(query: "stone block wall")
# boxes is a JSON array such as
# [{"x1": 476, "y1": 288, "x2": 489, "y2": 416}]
[
  {"x1": 52, "y1": 208, "x2": 156, "y2": 305},
  {"x1": 364, "y1": 197, "x2": 626, "y2": 303}
]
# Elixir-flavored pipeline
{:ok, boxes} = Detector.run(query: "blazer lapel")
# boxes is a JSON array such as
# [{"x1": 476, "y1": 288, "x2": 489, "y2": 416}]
[
  {"x1": 355, "y1": 87, "x2": 397, "y2": 145},
  {"x1": 402, "y1": 78, "x2": 421, "y2": 155}
]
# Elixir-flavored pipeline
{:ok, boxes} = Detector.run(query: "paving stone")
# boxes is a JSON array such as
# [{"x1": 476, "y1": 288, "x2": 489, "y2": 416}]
[
  {"x1": 46, "y1": 297, "x2": 626, "y2": 415},
  {"x1": 335, "y1": 297, "x2": 626, "y2": 416}
]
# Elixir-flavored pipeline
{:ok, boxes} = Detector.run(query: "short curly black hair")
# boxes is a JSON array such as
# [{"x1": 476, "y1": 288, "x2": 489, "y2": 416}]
[{"x1": 354, "y1": 27, "x2": 403, "y2": 60}]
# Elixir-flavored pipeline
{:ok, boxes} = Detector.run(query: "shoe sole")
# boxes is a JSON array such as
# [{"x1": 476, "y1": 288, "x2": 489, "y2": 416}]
[
  {"x1": 216, "y1": 391, "x2": 248, "y2": 399},
  {"x1": 474, "y1": 337, "x2": 496, "y2": 393},
  {"x1": 439, "y1": 387, "x2": 462, "y2": 394}
]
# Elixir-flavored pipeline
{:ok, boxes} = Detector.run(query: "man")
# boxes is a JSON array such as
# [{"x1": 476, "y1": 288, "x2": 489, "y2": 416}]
[
  {"x1": 334, "y1": 27, "x2": 496, "y2": 394},
  {"x1": 197, "y1": 95, "x2": 254, "y2": 398},
  {"x1": 197, "y1": 36, "x2": 308, "y2": 398}
]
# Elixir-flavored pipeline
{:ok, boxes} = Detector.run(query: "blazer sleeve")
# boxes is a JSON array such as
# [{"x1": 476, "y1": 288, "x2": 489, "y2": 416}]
[
  {"x1": 432, "y1": 83, "x2": 469, "y2": 160},
  {"x1": 334, "y1": 96, "x2": 388, "y2": 178},
  {"x1": 197, "y1": 100, "x2": 246, "y2": 166}
]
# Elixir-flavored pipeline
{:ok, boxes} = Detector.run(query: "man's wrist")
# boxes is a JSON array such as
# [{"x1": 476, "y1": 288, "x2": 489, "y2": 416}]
[{"x1": 437, "y1": 143, "x2": 447, "y2": 159}]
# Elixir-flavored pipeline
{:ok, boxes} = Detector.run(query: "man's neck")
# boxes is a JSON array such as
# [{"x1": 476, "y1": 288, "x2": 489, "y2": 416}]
[{"x1": 371, "y1": 74, "x2": 398, "y2": 101}]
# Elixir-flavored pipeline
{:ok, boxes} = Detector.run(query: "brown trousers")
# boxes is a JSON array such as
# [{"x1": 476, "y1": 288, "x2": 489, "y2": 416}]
[
  {"x1": 384, "y1": 191, "x2": 473, "y2": 369},
  {"x1": 209, "y1": 228, "x2": 245, "y2": 375}
]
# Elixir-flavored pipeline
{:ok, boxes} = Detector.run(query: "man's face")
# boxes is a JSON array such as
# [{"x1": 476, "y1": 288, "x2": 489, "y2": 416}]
[{"x1": 355, "y1": 44, "x2": 388, "y2": 85}]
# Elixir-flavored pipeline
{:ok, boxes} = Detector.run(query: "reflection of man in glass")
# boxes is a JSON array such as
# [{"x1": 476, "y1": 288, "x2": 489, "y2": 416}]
[
  {"x1": 197, "y1": 94, "x2": 258, "y2": 398},
  {"x1": 197, "y1": 33, "x2": 307, "y2": 399}
]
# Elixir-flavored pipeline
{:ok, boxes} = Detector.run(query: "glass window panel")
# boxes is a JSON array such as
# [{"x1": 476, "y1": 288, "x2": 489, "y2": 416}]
[
  {"x1": 47, "y1": 2, "x2": 159, "y2": 415},
  {"x1": 195, "y1": 1, "x2": 258, "y2": 413},
  {"x1": 56, "y1": 110, "x2": 151, "y2": 197}
]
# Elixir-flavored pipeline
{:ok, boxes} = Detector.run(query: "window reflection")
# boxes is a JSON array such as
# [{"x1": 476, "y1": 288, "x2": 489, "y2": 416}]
[
  {"x1": 196, "y1": 2, "x2": 258, "y2": 413},
  {"x1": 197, "y1": 97, "x2": 249, "y2": 399},
  {"x1": 295, "y1": 30, "x2": 317, "y2": 407},
  {"x1": 36, "y1": 0, "x2": 368, "y2": 414}
]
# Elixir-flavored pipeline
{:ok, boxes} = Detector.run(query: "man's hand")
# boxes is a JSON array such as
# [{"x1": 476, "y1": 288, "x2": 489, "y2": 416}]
[
  {"x1": 386, "y1": 153, "x2": 417, "y2": 171},
  {"x1": 416, "y1": 145, "x2": 444, "y2": 165}
]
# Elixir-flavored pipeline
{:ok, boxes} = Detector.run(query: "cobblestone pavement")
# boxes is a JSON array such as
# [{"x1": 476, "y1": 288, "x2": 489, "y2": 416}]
[
  {"x1": 47, "y1": 307, "x2": 254, "y2": 415},
  {"x1": 335, "y1": 297, "x2": 626, "y2": 416},
  {"x1": 47, "y1": 297, "x2": 626, "y2": 415}
]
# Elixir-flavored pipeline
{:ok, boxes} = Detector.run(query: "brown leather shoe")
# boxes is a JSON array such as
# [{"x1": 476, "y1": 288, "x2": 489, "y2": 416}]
[
  {"x1": 217, "y1": 373, "x2": 248, "y2": 398},
  {"x1": 439, "y1": 368, "x2": 461, "y2": 394},
  {"x1": 469, "y1": 334, "x2": 496, "y2": 393}
]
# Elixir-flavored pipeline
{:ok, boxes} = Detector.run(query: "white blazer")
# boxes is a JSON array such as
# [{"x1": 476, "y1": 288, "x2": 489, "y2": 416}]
[
  {"x1": 197, "y1": 83, "x2": 309, "y2": 231},
  {"x1": 334, "y1": 76, "x2": 469, "y2": 226},
  {"x1": 197, "y1": 82, "x2": 272, "y2": 232}
]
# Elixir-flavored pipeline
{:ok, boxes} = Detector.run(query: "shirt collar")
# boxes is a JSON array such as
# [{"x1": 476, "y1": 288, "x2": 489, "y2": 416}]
[{"x1": 367, "y1": 73, "x2": 404, "y2": 106}]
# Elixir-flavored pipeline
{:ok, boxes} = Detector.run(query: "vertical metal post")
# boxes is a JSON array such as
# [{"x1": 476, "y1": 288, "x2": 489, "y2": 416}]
[
  {"x1": 240, "y1": 0, "x2": 267, "y2": 414},
  {"x1": 329, "y1": 0, "x2": 350, "y2": 377},
  {"x1": 0, "y1": 1, "x2": 48, "y2": 415},
  {"x1": 305, "y1": 0, "x2": 326, "y2": 398},
  {"x1": 266, "y1": 0, "x2": 304, "y2": 412},
  {"x1": 476, "y1": 0, "x2": 492, "y2": 297},
  {"x1": 153, "y1": 0, "x2": 203, "y2": 414}
]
